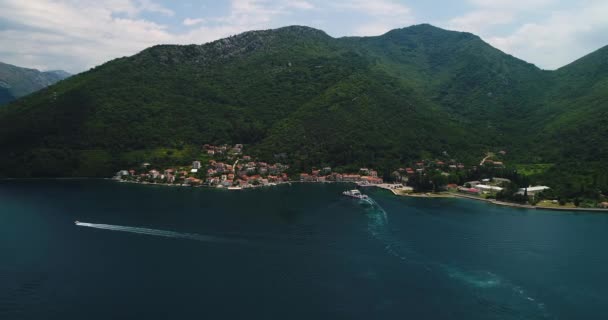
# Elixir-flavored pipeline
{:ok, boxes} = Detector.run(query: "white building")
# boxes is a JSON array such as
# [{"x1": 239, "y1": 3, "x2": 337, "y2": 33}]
[
  {"x1": 475, "y1": 184, "x2": 503, "y2": 192},
  {"x1": 192, "y1": 161, "x2": 202, "y2": 169},
  {"x1": 517, "y1": 186, "x2": 550, "y2": 195}
]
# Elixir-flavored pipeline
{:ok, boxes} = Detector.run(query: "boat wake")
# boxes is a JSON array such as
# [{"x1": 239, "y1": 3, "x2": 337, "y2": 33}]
[
  {"x1": 75, "y1": 222, "x2": 247, "y2": 245},
  {"x1": 362, "y1": 198, "x2": 550, "y2": 318}
]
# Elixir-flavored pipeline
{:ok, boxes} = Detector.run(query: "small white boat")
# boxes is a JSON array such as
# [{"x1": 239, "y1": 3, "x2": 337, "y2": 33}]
[{"x1": 342, "y1": 189, "x2": 369, "y2": 199}]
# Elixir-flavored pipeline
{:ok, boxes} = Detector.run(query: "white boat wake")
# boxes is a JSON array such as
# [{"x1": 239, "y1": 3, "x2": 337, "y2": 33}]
[
  {"x1": 362, "y1": 197, "x2": 550, "y2": 318},
  {"x1": 75, "y1": 222, "x2": 246, "y2": 245}
]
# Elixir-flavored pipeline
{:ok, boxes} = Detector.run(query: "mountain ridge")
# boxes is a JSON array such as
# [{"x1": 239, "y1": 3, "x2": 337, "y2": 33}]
[
  {"x1": 0, "y1": 61, "x2": 71, "y2": 105},
  {"x1": 0, "y1": 24, "x2": 606, "y2": 198}
]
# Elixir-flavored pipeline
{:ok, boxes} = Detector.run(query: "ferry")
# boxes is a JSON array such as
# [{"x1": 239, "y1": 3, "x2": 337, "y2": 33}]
[{"x1": 342, "y1": 189, "x2": 369, "y2": 200}]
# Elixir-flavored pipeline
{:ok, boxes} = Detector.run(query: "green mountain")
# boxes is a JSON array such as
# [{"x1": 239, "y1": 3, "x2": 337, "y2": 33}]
[
  {"x1": 0, "y1": 61, "x2": 71, "y2": 105},
  {"x1": 0, "y1": 24, "x2": 606, "y2": 196}
]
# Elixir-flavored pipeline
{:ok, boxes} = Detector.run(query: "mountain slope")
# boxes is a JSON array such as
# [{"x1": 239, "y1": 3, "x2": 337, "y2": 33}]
[
  {"x1": 0, "y1": 61, "x2": 71, "y2": 104},
  {"x1": 0, "y1": 24, "x2": 606, "y2": 194}
]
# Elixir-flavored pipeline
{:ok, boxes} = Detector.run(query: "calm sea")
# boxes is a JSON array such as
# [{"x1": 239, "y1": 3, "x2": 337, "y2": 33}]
[{"x1": 1, "y1": 180, "x2": 607, "y2": 319}]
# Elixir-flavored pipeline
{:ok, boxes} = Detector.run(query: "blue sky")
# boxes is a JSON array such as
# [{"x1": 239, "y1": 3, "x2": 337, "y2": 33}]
[{"x1": 1, "y1": 0, "x2": 607, "y2": 73}]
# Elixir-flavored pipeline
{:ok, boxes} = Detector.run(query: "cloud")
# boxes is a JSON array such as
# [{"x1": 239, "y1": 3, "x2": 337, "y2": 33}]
[
  {"x1": 334, "y1": 0, "x2": 414, "y2": 36},
  {"x1": 468, "y1": 0, "x2": 555, "y2": 9},
  {"x1": 183, "y1": 18, "x2": 205, "y2": 26},
  {"x1": 285, "y1": 0, "x2": 315, "y2": 10},
  {"x1": 1, "y1": 0, "x2": 606, "y2": 73},
  {"x1": 0, "y1": 0, "x2": 174, "y2": 73},
  {"x1": 447, "y1": 10, "x2": 513, "y2": 35},
  {"x1": 136, "y1": 0, "x2": 175, "y2": 16},
  {"x1": 487, "y1": 1, "x2": 608, "y2": 69},
  {"x1": 444, "y1": 0, "x2": 608, "y2": 69}
]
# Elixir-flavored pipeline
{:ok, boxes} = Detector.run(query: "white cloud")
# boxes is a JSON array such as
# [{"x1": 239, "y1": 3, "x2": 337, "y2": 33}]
[
  {"x1": 444, "y1": 0, "x2": 608, "y2": 69},
  {"x1": 0, "y1": 0, "x2": 173, "y2": 73},
  {"x1": 335, "y1": 0, "x2": 410, "y2": 17},
  {"x1": 285, "y1": 0, "x2": 315, "y2": 10},
  {"x1": 334, "y1": 0, "x2": 414, "y2": 36},
  {"x1": 183, "y1": 18, "x2": 205, "y2": 26},
  {"x1": 1, "y1": 0, "x2": 607, "y2": 73},
  {"x1": 447, "y1": 10, "x2": 514, "y2": 34},
  {"x1": 468, "y1": 0, "x2": 555, "y2": 9},
  {"x1": 487, "y1": 2, "x2": 608, "y2": 69},
  {"x1": 136, "y1": 0, "x2": 175, "y2": 16}
]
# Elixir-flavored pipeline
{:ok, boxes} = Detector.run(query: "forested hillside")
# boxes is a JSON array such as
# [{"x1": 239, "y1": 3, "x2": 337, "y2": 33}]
[
  {"x1": 0, "y1": 24, "x2": 606, "y2": 197},
  {"x1": 0, "y1": 62, "x2": 70, "y2": 105}
]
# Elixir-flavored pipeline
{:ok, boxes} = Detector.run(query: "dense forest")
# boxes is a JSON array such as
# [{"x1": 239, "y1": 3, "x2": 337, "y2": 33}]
[{"x1": 0, "y1": 24, "x2": 606, "y2": 201}]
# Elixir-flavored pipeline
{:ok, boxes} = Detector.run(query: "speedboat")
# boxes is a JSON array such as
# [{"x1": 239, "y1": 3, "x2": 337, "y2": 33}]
[{"x1": 342, "y1": 189, "x2": 369, "y2": 199}]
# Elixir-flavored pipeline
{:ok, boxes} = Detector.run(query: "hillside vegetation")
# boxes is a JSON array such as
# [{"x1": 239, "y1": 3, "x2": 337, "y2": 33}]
[
  {"x1": 0, "y1": 24, "x2": 607, "y2": 198},
  {"x1": 0, "y1": 61, "x2": 70, "y2": 104}
]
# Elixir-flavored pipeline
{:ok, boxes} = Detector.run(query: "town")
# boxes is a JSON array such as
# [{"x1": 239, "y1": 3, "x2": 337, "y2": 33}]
[{"x1": 113, "y1": 145, "x2": 608, "y2": 210}]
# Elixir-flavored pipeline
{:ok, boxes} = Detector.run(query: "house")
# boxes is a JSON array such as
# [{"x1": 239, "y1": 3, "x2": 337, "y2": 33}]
[
  {"x1": 458, "y1": 187, "x2": 481, "y2": 195},
  {"x1": 369, "y1": 170, "x2": 378, "y2": 178},
  {"x1": 465, "y1": 181, "x2": 481, "y2": 187},
  {"x1": 493, "y1": 161, "x2": 504, "y2": 167},
  {"x1": 447, "y1": 183, "x2": 458, "y2": 189},
  {"x1": 492, "y1": 177, "x2": 511, "y2": 185},
  {"x1": 342, "y1": 174, "x2": 362, "y2": 182},
  {"x1": 499, "y1": 150, "x2": 507, "y2": 155},
  {"x1": 517, "y1": 186, "x2": 550, "y2": 196},
  {"x1": 192, "y1": 161, "x2": 202, "y2": 169},
  {"x1": 475, "y1": 184, "x2": 503, "y2": 193},
  {"x1": 599, "y1": 202, "x2": 608, "y2": 208},
  {"x1": 149, "y1": 170, "x2": 160, "y2": 179},
  {"x1": 362, "y1": 176, "x2": 383, "y2": 184},
  {"x1": 207, "y1": 150, "x2": 215, "y2": 155},
  {"x1": 322, "y1": 167, "x2": 332, "y2": 174},
  {"x1": 242, "y1": 155, "x2": 252, "y2": 161},
  {"x1": 359, "y1": 168, "x2": 370, "y2": 175}
]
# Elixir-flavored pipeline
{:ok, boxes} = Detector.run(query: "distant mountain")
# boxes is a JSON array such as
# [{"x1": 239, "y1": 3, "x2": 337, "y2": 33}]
[
  {"x1": 0, "y1": 61, "x2": 71, "y2": 104},
  {"x1": 0, "y1": 24, "x2": 606, "y2": 198}
]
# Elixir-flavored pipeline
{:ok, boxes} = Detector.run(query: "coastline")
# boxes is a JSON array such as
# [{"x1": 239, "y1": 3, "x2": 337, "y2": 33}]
[
  {"x1": 4, "y1": 177, "x2": 606, "y2": 213},
  {"x1": 432, "y1": 192, "x2": 608, "y2": 213}
]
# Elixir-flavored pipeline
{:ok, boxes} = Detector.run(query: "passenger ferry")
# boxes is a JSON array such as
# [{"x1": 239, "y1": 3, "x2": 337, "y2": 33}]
[{"x1": 342, "y1": 189, "x2": 369, "y2": 199}]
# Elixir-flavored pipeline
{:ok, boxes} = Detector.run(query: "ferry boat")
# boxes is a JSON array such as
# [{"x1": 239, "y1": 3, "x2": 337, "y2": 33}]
[{"x1": 342, "y1": 189, "x2": 369, "y2": 199}]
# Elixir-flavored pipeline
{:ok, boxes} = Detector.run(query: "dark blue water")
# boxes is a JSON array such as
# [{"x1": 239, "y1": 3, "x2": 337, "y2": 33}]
[{"x1": 1, "y1": 180, "x2": 607, "y2": 319}]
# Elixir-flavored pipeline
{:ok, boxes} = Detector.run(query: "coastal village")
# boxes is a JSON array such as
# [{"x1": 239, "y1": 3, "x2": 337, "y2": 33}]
[
  {"x1": 114, "y1": 144, "x2": 608, "y2": 211},
  {"x1": 116, "y1": 143, "x2": 386, "y2": 189}
]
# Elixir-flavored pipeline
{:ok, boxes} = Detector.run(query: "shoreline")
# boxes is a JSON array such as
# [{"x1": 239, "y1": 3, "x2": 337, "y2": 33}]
[
  {"x1": 3, "y1": 177, "x2": 607, "y2": 213},
  {"x1": 430, "y1": 192, "x2": 608, "y2": 213}
]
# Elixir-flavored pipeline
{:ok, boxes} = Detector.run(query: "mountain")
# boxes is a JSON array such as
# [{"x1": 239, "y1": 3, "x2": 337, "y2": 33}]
[
  {"x1": 0, "y1": 61, "x2": 71, "y2": 104},
  {"x1": 0, "y1": 24, "x2": 606, "y2": 197}
]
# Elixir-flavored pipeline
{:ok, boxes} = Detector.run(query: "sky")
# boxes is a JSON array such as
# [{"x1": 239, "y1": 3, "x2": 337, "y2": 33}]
[{"x1": 0, "y1": 0, "x2": 607, "y2": 73}]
